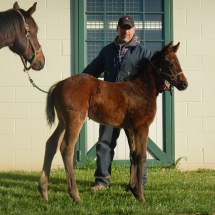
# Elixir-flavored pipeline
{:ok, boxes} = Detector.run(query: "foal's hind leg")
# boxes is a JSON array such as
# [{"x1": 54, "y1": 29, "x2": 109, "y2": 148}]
[
  {"x1": 38, "y1": 121, "x2": 65, "y2": 200},
  {"x1": 60, "y1": 115, "x2": 85, "y2": 203}
]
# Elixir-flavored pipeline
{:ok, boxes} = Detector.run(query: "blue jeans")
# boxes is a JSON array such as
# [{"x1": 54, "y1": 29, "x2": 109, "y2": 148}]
[{"x1": 94, "y1": 124, "x2": 147, "y2": 187}]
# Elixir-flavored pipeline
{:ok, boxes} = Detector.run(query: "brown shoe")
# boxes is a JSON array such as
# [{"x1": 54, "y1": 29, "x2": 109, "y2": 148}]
[{"x1": 90, "y1": 184, "x2": 107, "y2": 192}]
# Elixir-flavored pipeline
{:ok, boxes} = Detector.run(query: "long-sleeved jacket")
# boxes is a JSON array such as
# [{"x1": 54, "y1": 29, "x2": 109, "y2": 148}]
[{"x1": 83, "y1": 35, "x2": 153, "y2": 82}]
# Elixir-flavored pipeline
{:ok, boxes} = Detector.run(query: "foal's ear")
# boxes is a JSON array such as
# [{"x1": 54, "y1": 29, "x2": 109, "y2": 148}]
[
  {"x1": 13, "y1": 2, "x2": 20, "y2": 10},
  {"x1": 172, "y1": 42, "x2": 180, "y2": 53},
  {"x1": 166, "y1": 41, "x2": 173, "y2": 52},
  {"x1": 162, "y1": 41, "x2": 173, "y2": 55},
  {"x1": 27, "y1": 2, "x2": 37, "y2": 16}
]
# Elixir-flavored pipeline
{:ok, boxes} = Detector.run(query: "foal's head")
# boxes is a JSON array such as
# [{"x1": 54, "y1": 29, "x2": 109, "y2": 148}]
[
  {"x1": 151, "y1": 42, "x2": 188, "y2": 91},
  {"x1": 9, "y1": 2, "x2": 45, "y2": 70}
]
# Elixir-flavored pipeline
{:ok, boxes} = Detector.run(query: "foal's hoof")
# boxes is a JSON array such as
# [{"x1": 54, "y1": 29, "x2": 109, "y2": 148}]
[
  {"x1": 68, "y1": 191, "x2": 82, "y2": 203},
  {"x1": 126, "y1": 185, "x2": 146, "y2": 204},
  {"x1": 135, "y1": 195, "x2": 147, "y2": 205},
  {"x1": 38, "y1": 184, "x2": 48, "y2": 201},
  {"x1": 140, "y1": 198, "x2": 147, "y2": 205},
  {"x1": 73, "y1": 195, "x2": 82, "y2": 203},
  {"x1": 75, "y1": 197, "x2": 82, "y2": 203}
]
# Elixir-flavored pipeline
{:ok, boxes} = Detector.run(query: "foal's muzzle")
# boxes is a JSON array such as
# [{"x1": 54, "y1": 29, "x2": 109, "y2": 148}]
[{"x1": 176, "y1": 80, "x2": 188, "y2": 91}]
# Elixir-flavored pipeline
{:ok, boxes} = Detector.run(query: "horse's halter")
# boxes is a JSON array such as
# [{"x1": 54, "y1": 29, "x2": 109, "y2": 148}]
[
  {"x1": 149, "y1": 60, "x2": 183, "y2": 95},
  {"x1": 16, "y1": 10, "x2": 42, "y2": 71}
]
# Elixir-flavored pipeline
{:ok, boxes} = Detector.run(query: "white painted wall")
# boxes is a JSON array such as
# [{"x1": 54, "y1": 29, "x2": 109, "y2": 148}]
[
  {"x1": 0, "y1": 0, "x2": 215, "y2": 171},
  {"x1": 174, "y1": 0, "x2": 215, "y2": 170}
]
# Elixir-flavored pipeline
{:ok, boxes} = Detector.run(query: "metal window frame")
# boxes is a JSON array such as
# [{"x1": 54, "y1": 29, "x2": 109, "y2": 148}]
[{"x1": 74, "y1": 0, "x2": 174, "y2": 166}]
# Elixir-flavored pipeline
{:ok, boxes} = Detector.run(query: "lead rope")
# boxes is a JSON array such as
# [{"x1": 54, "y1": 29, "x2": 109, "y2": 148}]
[{"x1": 25, "y1": 70, "x2": 48, "y2": 93}]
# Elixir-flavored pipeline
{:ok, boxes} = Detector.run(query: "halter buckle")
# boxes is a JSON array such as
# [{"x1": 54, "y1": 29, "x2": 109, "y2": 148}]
[{"x1": 26, "y1": 32, "x2": 31, "y2": 39}]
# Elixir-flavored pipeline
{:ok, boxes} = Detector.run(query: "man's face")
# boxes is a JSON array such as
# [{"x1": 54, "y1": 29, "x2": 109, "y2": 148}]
[{"x1": 117, "y1": 25, "x2": 136, "y2": 44}]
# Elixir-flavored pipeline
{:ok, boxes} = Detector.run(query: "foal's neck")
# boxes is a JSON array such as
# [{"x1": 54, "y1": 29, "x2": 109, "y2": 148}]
[{"x1": 137, "y1": 64, "x2": 162, "y2": 97}]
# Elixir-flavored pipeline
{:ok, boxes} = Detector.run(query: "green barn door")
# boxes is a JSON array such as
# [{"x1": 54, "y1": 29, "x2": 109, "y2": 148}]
[{"x1": 74, "y1": 0, "x2": 174, "y2": 166}]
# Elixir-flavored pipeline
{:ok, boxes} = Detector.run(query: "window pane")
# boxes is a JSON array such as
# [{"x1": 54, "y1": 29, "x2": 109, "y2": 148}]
[
  {"x1": 87, "y1": 42, "x2": 104, "y2": 64},
  {"x1": 87, "y1": 0, "x2": 104, "y2": 12},
  {"x1": 126, "y1": 0, "x2": 143, "y2": 12},
  {"x1": 145, "y1": 41, "x2": 163, "y2": 53},
  {"x1": 87, "y1": 14, "x2": 104, "y2": 40},
  {"x1": 145, "y1": 0, "x2": 163, "y2": 12},
  {"x1": 106, "y1": 0, "x2": 124, "y2": 11},
  {"x1": 145, "y1": 14, "x2": 163, "y2": 40},
  {"x1": 86, "y1": 0, "x2": 165, "y2": 51}
]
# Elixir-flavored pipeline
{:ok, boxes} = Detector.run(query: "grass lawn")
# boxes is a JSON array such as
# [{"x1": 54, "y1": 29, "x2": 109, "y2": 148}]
[{"x1": 0, "y1": 163, "x2": 215, "y2": 215}]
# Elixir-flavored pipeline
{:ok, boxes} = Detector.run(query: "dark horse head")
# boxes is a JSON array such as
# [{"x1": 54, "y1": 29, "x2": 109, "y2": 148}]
[
  {"x1": 125, "y1": 42, "x2": 188, "y2": 95},
  {"x1": 151, "y1": 42, "x2": 188, "y2": 92},
  {"x1": 0, "y1": 2, "x2": 45, "y2": 70}
]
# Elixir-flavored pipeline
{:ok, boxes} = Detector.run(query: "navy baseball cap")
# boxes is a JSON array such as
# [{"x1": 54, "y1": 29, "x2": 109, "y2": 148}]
[{"x1": 118, "y1": 16, "x2": 134, "y2": 27}]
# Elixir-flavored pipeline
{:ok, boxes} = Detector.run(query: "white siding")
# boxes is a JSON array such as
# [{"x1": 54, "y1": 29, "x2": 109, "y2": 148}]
[{"x1": 174, "y1": 0, "x2": 215, "y2": 170}]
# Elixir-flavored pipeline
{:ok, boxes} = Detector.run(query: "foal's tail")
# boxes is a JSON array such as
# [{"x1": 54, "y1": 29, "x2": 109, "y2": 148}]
[{"x1": 46, "y1": 84, "x2": 57, "y2": 127}]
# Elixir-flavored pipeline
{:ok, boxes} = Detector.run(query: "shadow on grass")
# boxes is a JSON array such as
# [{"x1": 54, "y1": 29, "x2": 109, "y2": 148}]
[{"x1": 0, "y1": 171, "x2": 99, "y2": 196}]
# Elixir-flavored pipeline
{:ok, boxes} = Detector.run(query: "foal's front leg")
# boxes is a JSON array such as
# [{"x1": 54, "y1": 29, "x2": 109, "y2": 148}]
[{"x1": 128, "y1": 126, "x2": 148, "y2": 204}]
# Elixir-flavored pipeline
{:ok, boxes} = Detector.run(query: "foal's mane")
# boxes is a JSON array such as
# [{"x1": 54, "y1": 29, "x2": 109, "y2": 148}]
[{"x1": 124, "y1": 51, "x2": 160, "y2": 81}]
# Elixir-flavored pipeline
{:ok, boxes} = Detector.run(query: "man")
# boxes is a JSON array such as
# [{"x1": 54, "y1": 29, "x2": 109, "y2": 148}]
[{"x1": 83, "y1": 15, "x2": 153, "y2": 191}]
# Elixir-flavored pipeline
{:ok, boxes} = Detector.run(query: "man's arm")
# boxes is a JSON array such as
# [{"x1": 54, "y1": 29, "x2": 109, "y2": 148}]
[{"x1": 82, "y1": 49, "x2": 105, "y2": 78}]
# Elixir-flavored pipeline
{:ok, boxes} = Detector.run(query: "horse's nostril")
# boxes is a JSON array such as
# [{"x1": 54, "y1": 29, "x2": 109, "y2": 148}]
[
  {"x1": 183, "y1": 81, "x2": 188, "y2": 89},
  {"x1": 178, "y1": 81, "x2": 188, "y2": 91},
  {"x1": 39, "y1": 61, "x2": 44, "y2": 69}
]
